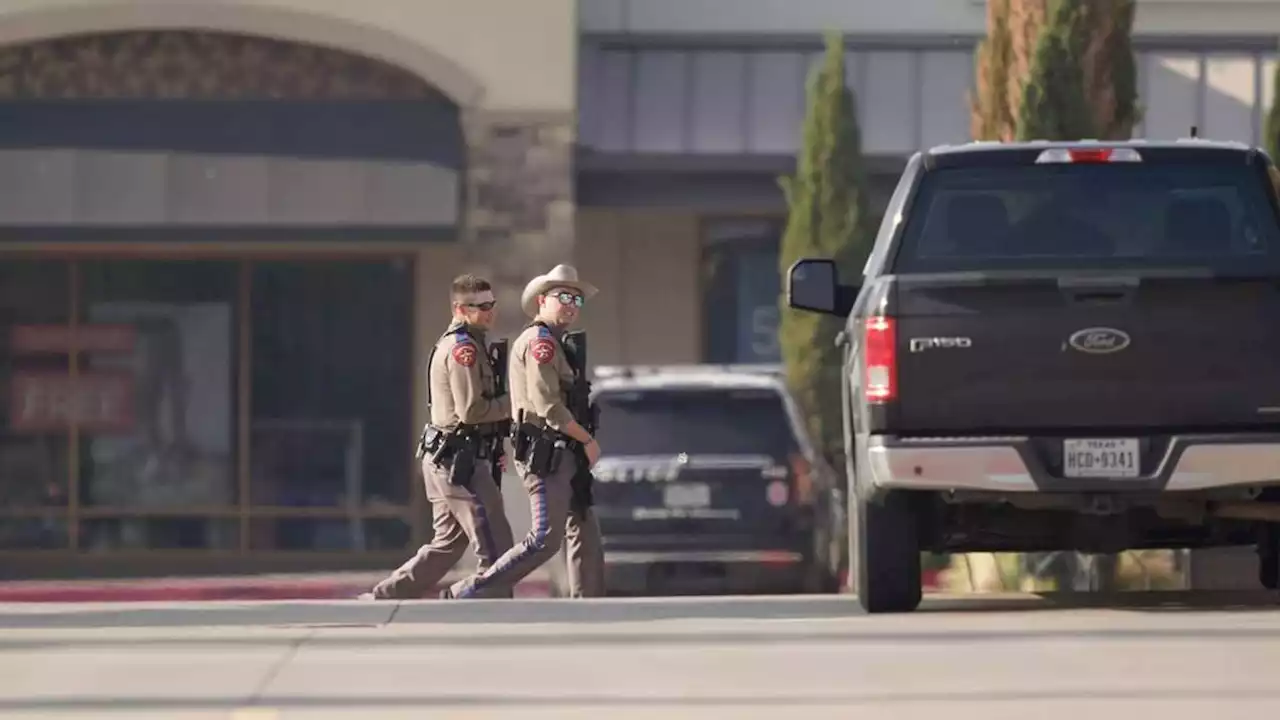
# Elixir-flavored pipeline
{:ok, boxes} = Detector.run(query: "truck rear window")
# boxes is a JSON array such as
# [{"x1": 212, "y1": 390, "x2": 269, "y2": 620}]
[
  {"x1": 594, "y1": 388, "x2": 799, "y2": 459},
  {"x1": 891, "y1": 162, "x2": 1280, "y2": 273}
]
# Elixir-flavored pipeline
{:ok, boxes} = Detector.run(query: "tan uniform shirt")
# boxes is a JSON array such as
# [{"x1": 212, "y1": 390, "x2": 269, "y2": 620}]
[
  {"x1": 428, "y1": 322, "x2": 510, "y2": 429},
  {"x1": 510, "y1": 322, "x2": 574, "y2": 432}
]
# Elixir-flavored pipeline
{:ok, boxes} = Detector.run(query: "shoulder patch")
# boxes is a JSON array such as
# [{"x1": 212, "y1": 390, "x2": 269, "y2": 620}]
[
  {"x1": 530, "y1": 337, "x2": 556, "y2": 365},
  {"x1": 536, "y1": 325, "x2": 553, "y2": 338},
  {"x1": 451, "y1": 340, "x2": 477, "y2": 367}
]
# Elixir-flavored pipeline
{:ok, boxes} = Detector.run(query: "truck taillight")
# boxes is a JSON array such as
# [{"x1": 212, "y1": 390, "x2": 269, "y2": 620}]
[
  {"x1": 864, "y1": 316, "x2": 897, "y2": 403},
  {"x1": 1035, "y1": 147, "x2": 1142, "y2": 164}
]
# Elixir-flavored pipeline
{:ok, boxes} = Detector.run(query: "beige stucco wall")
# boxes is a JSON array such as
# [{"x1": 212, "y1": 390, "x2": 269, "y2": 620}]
[
  {"x1": 0, "y1": 0, "x2": 576, "y2": 112},
  {"x1": 582, "y1": 0, "x2": 1280, "y2": 37},
  {"x1": 0, "y1": 0, "x2": 578, "y2": 464},
  {"x1": 575, "y1": 209, "x2": 703, "y2": 369}
]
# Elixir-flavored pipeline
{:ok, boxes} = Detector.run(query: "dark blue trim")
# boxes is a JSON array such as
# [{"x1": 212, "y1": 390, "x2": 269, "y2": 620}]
[{"x1": 0, "y1": 100, "x2": 464, "y2": 166}]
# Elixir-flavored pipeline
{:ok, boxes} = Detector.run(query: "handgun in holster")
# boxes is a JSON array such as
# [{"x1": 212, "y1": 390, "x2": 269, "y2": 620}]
[
  {"x1": 513, "y1": 413, "x2": 563, "y2": 477},
  {"x1": 415, "y1": 424, "x2": 444, "y2": 461},
  {"x1": 444, "y1": 429, "x2": 481, "y2": 490}
]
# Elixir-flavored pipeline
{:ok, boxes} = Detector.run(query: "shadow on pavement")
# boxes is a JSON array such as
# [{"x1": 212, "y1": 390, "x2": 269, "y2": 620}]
[
  {"x1": 2, "y1": 686, "x2": 1280, "y2": 712},
  {"x1": 1, "y1": 590, "x2": 1277, "y2": 633},
  {"x1": 920, "y1": 589, "x2": 1280, "y2": 613}
]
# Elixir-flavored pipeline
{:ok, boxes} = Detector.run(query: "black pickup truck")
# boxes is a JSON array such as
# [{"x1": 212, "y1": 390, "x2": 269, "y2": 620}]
[{"x1": 787, "y1": 139, "x2": 1280, "y2": 613}]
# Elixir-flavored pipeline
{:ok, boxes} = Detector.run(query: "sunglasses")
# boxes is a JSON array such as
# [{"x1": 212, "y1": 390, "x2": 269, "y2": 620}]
[
  {"x1": 547, "y1": 291, "x2": 584, "y2": 308},
  {"x1": 461, "y1": 301, "x2": 496, "y2": 311}
]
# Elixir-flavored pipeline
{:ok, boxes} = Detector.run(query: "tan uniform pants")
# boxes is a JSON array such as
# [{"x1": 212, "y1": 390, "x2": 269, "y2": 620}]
[
  {"x1": 446, "y1": 451, "x2": 604, "y2": 599},
  {"x1": 371, "y1": 454, "x2": 514, "y2": 599}
]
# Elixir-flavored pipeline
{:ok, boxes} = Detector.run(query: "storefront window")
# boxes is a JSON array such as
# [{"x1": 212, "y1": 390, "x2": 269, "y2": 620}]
[
  {"x1": 248, "y1": 259, "x2": 413, "y2": 551},
  {"x1": 76, "y1": 260, "x2": 240, "y2": 551},
  {"x1": 0, "y1": 260, "x2": 71, "y2": 549},
  {"x1": 701, "y1": 219, "x2": 784, "y2": 364}
]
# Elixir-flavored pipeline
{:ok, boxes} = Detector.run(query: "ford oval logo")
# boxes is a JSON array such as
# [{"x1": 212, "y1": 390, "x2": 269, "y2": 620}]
[{"x1": 1067, "y1": 327, "x2": 1131, "y2": 354}]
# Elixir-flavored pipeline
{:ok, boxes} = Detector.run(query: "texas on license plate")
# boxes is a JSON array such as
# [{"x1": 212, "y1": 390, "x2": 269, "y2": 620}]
[
  {"x1": 1062, "y1": 438, "x2": 1140, "y2": 478},
  {"x1": 663, "y1": 482, "x2": 711, "y2": 509}
]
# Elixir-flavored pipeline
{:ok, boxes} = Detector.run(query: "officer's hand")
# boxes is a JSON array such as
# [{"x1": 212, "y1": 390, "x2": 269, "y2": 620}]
[
  {"x1": 585, "y1": 438, "x2": 601, "y2": 468},
  {"x1": 498, "y1": 454, "x2": 508, "y2": 472}
]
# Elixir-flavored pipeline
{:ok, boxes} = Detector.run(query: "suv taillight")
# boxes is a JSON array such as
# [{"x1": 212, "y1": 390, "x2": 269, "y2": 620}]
[{"x1": 864, "y1": 316, "x2": 897, "y2": 403}]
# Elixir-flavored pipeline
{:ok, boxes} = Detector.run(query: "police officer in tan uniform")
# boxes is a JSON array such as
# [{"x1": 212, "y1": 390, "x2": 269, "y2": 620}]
[
  {"x1": 363, "y1": 274, "x2": 515, "y2": 600},
  {"x1": 444, "y1": 264, "x2": 605, "y2": 599}
]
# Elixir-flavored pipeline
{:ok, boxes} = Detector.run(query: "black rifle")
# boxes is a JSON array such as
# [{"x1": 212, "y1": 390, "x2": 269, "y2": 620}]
[
  {"x1": 488, "y1": 338, "x2": 511, "y2": 488},
  {"x1": 489, "y1": 339, "x2": 510, "y2": 397},
  {"x1": 561, "y1": 330, "x2": 599, "y2": 514}
]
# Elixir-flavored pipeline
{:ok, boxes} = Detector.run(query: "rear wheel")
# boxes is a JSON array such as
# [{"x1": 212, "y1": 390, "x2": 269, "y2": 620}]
[
  {"x1": 1258, "y1": 524, "x2": 1279, "y2": 591},
  {"x1": 852, "y1": 490, "x2": 923, "y2": 613},
  {"x1": 801, "y1": 520, "x2": 841, "y2": 594}
]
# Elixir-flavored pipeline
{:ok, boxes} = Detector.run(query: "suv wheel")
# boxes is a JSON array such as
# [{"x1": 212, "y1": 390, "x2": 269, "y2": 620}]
[
  {"x1": 852, "y1": 490, "x2": 923, "y2": 613},
  {"x1": 1258, "y1": 524, "x2": 1279, "y2": 591}
]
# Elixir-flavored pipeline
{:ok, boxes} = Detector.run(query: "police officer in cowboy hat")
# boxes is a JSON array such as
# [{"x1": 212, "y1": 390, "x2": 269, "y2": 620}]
[{"x1": 443, "y1": 264, "x2": 606, "y2": 599}]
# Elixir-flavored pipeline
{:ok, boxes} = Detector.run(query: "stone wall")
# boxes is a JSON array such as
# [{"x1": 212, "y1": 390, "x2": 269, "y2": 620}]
[
  {"x1": 462, "y1": 111, "x2": 577, "y2": 336},
  {"x1": 0, "y1": 29, "x2": 441, "y2": 99}
]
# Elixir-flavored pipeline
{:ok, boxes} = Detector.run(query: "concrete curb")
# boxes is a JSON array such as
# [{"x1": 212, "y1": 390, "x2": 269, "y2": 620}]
[{"x1": 0, "y1": 575, "x2": 551, "y2": 603}]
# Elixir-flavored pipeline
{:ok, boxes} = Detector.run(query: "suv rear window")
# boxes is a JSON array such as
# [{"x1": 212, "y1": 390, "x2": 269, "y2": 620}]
[
  {"x1": 594, "y1": 387, "x2": 799, "y2": 458},
  {"x1": 891, "y1": 162, "x2": 1280, "y2": 273}
]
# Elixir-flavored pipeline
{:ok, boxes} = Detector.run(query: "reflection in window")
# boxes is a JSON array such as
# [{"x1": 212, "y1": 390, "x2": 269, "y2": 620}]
[
  {"x1": 80, "y1": 517, "x2": 237, "y2": 551},
  {"x1": 0, "y1": 260, "x2": 71, "y2": 512},
  {"x1": 0, "y1": 518, "x2": 68, "y2": 550},
  {"x1": 250, "y1": 260, "x2": 413, "y2": 514},
  {"x1": 76, "y1": 260, "x2": 239, "y2": 551},
  {"x1": 249, "y1": 517, "x2": 410, "y2": 552},
  {"x1": 701, "y1": 220, "x2": 783, "y2": 364}
]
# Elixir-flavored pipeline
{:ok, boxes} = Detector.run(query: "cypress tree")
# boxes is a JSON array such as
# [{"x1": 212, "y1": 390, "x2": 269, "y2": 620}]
[
  {"x1": 777, "y1": 31, "x2": 875, "y2": 465},
  {"x1": 971, "y1": 0, "x2": 1015, "y2": 141},
  {"x1": 1266, "y1": 57, "x2": 1280, "y2": 161},
  {"x1": 973, "y1": 1, "x2": 1137, "y2": 142},
  {"x1": 1084, "y1": 0, "x2": 1139, "y2": 139},
  {"x1": 972, "y1": 0, "x2": 1050, "y2": 142},
  {"x1": 1016, "y1": 0, "x2": 1096, "y2": 141}
]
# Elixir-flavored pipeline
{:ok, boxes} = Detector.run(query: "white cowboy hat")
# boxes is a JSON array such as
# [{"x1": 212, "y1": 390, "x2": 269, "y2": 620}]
[{"x1": 520, "y1": 264, "x2": 598, "y2": 317}]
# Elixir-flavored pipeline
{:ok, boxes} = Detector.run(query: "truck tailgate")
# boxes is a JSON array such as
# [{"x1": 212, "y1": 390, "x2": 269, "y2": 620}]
[{"x1": 892, "y1": 273, "x2": 1280, "y2": 433}]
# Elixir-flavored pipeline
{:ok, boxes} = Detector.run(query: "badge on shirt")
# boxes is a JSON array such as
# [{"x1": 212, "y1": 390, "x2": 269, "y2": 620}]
[
  {"x1": 530, "y1": 338, "x2": 556, "y2": 365},
  {"x1": 452, "y1": 342, "x2": 477, "y2": 367}
]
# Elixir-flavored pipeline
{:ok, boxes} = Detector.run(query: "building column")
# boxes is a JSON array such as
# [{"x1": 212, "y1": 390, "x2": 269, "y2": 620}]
[{"x1": 462, "y1": 110, "x2": 575, "y2": 337}]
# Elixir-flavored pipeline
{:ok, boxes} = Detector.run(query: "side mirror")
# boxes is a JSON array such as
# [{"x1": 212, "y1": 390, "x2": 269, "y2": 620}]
[{"x1": 786, "y1": 258, "x2": 858, "y2": 317}]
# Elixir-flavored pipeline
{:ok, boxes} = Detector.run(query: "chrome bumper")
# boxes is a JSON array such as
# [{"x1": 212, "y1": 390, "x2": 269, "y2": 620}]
[{"x1": 865, "y1": 435, "x2": 1280, "y2": 493}]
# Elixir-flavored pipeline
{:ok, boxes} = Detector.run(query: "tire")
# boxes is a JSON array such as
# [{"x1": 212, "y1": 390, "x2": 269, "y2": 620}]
[
  {"x1": 852, "y1": 489, "x2": 923, "y2": 613},
  {"x1": 800, "y1": 523, "x2": 840, "y2": 594},
  {"x1": 1258, "y1": 524, "x2": 1279, "y2": 591}
]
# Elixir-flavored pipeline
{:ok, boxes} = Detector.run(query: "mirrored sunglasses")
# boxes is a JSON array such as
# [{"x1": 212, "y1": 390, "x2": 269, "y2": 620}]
[
  {"x1": 463, "y1": 301, "x2": 496, "y2": 311},
  {"x1": 548, "y1": 291, "x2": 584, "y2": 308}
]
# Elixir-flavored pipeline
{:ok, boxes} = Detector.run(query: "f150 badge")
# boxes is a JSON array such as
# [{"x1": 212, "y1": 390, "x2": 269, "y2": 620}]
[
  {"x1": 908, "y1": 337, "x2": 972, "y2": 353},
  {"x1": 1067, "y1": 327, "x2": 1131, "y2": 354}
]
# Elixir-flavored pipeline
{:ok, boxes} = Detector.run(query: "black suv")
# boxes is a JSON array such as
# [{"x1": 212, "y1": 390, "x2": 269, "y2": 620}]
[
  {"x1": 546, "y1": 364, "x2": 845, "y2": 596},
  {"x1": 788, "y1": 139, "x2": 1280, "y2": 612}
]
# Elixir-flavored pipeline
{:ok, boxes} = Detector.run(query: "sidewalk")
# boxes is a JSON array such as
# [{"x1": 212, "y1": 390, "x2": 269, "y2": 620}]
[{"x1": 0, "y1": 570, "x2": 552, "y2": 603}]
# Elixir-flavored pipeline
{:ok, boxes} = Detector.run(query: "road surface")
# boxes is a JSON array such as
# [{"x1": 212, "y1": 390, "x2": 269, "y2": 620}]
[{"x1": 1, "y1": 592, "x2": 1279, "y2": 719}]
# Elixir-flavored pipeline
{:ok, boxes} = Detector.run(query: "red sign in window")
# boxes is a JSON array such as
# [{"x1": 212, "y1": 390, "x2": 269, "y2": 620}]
[
  {"x1": 10, "y1": 325, "x2": 137, "y2": 354},
  {"x1": 8, "y1": 371, "x2": 136, "y2": 433}
]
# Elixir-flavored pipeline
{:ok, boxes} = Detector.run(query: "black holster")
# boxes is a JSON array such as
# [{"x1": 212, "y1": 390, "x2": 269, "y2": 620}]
[
  {"x1": 430, "y1": 430, "x2": 482, "y2": 490},
  {"x1": 416, "y1": 425, "x2": 444, "y2": 461},
  {"x1": 514, "y1": 423, "x2": 564, "y2": 477}
]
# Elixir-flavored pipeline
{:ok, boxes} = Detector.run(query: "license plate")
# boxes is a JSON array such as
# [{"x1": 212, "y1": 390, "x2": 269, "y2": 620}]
[
  {"x1": 663, "y1": 483, "x2": 711, "y2": 508},
  {"x1": 1063, "y1": 438, "x2": 1140, "y2": 478}
]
